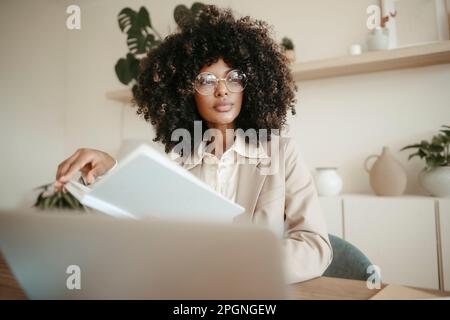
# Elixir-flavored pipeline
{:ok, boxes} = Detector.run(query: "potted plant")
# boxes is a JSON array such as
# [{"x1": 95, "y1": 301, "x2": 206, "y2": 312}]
[
  {"x1": 367, "y1": 10, "x2": 397, "y2": 51},
  {"x1": 280, "y1": 37, "x2": 295, "y2": 64},
  {"x1": 115, "y1": 7, "x2": 163, "y2": 99},
  {"x1": 400, "y1": 125, "x2": 450, "y2": 197},
  {"x1": 115, "y1": 3, "x2": 206, "y2": 100},
  {"x1": 33, "y1": 182, "x2": 86, "y2": 211}
]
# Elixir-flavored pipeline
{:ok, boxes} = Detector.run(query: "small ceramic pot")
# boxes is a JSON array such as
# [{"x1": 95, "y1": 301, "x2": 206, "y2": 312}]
[
  {"x1": 314, "y1": 167, "x2": 343, "y2": 196},
  {"x1": 419, "y1": 166, "x2": 450, "y2": 197}
]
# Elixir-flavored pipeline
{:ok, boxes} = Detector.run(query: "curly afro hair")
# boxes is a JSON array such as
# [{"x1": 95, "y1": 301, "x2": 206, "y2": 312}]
[{"x1": 134, "y1": 5, "x2": 297, "y2": 154}]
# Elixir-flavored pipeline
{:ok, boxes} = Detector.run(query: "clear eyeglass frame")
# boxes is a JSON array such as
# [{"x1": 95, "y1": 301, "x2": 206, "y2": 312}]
[{"x1": 194, "y1": 69, "x2": 248, "y2": 96}]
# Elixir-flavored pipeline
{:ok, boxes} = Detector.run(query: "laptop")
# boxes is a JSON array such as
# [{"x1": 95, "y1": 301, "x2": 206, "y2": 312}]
[{"x1": 0, "y1": 210, "x2": 286, "y2": 299}]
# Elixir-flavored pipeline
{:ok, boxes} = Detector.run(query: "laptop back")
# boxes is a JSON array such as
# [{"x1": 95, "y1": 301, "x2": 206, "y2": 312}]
[{"x1": 0, "y1": 210, "x2": 286, "y2": 299}]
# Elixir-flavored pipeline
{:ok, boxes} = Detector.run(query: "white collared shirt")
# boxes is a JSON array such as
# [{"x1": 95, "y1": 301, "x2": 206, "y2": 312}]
[{"x1": 193, "y1": 132, "x2": 269, "y2": 202}]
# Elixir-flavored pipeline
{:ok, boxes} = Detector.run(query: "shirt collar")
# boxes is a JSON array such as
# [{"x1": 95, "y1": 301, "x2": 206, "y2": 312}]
[{"x1": 196, "y1": 130, "x2": 269, "y2": 161}]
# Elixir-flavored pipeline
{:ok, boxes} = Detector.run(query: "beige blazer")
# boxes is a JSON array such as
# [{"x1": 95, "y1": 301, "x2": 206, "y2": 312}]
[{"x1": 176, "y1": 134, "x2": 333, "y2": 284}]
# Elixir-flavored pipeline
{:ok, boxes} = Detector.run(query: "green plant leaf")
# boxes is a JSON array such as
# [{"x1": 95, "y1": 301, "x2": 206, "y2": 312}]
[
  {"x1": 115, "y1": 58, "x2": 133, "y2": 85},
  {"x1": 418, "y1": 149, "x2": 427, "y2": 158},
  {"x1": 131, "y1": 84, "x2": 140, "y2": 100},
  {"x1": 43, "y1": 197, "x2": 52, "y2": 209},
  {"x1": 48, "y1": 194, "x2": 60, "y2": 208},
  {"x1": 407, "y1": 151, "x2": 420, "y2": 161},
  {"x1": 191, "y1": 2, "x2": 206, "y2": 17},
  {"x1": 429, "y1": 144, "x2": 444, "y2": 153},
  {"x1": 62, "y1": 192, "x2": 77, "y2": 209},
  {"x1": 137, "y1": 7, "x2": 152, "y2": 29},
  {"x1": 432, "y1": 135, "x2": 444, "y2": 144},
  {"x1": 127, "y1": 29, "x2": 148, "y2": 54},
  {"x1": 281, "y1": 37, "x2": 294, "y2": 50},
  {"x1": 118, "y1": 8, "x2": 139, "y2": 33},
  {"x1": 33, "y1": 191, "x2": 44, "y2": 207},
  {"x1": 399, "y1": 144, "x2": 422, "y2": 151},
  {"x1": 174, "y1": 2, "x2": 206, "y2": 29},
  {"x1": 174, "y1": 4, "x2": 191, "y2": 27},
  {"x1": 129, "y1": 58, "x2": 140, "y2": 82},
  {"x1": 440, "y1": 129, "x2": 450, "y2": 138}
]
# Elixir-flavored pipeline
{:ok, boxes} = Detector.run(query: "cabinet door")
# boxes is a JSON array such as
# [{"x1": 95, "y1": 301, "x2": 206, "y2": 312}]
[
  {"x1": 439, "y1": 199, "x2": 450, "y2": 291},
  {"x1": 344, "y1": 196, "x2": 439, "y2": 289},
  {"x1": 319, "y1": 197, "x2": 343, "y2": 238}
]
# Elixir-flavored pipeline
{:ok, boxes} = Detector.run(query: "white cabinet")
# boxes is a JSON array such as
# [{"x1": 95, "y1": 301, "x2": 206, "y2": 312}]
[
  {"x1": 439, "y1": 199, "x2": 450, "y2": 291},
  {"x1": 343, "y1": 195, "x2": 439, "y2": 289},
  {"x1": 318, "y1": 194, "x2": 449, "y2": 290},
  {"x1": 318, "y1": 197, "x2": 343, "y2": 238}
]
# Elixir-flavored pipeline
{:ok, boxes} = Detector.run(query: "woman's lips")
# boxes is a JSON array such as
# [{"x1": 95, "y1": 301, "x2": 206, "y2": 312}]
[{"x1": 214, "y1": 103, "x2": 233, "y2": 112}]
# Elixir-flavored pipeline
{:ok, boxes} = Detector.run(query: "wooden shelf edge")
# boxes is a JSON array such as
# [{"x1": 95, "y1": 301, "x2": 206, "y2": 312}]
[
  {"x1": 105, "y1": 88, "x2": 133, "y2": 104},
  {"x1": 292, "y1": 41, "x2": 450, "y2": 81}
]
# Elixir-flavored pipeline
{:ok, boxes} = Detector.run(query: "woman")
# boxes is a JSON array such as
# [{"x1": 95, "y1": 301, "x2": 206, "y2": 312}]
[{"x1": 54, "y1": 5, "x2": 332, "y2": 283}]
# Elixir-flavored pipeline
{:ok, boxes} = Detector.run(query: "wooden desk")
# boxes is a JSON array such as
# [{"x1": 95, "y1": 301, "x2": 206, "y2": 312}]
[
  {"x1": 0, "y1": 252, "x2": 26, "y2": 299},
  {"x1": 0, "y1": 252, "x2": 447, "y2": 300}
]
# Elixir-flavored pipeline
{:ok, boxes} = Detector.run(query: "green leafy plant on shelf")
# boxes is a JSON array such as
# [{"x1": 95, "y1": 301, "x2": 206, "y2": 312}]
[
  {"x1": 280, "y1": 37, "x2": 294, "y2": 51},
  {"x1": 115, "y1": 2, "x2": 206, "y2": 99},
  {"x1": 400, "y1": 125, "x2": 450, "y2": 171},
  {"x1": 33, "y1": 183, "x2": 86, "y2": 211},
  {"x1": 280, "y1": 37, "x2": 295, "y2": 64}
]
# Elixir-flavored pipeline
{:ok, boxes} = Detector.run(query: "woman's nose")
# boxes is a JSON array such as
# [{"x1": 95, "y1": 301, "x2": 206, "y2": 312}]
[{"x1": 215, "y1": 79, "x2": 228, "y2": 97}]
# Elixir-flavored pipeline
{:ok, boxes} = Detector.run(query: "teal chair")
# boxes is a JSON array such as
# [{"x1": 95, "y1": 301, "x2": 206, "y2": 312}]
[{"x1": 323, "y1": 234, "x2": 372, "y2": 281}]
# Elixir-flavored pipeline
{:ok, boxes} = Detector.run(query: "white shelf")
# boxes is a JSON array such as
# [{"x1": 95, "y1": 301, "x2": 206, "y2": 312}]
[
  {"x1": 105, "y1": 89, "x2": 133, "y2": 104},
  {"x1": 291, "y1": 41, "x2": 450, "y2": 81}
]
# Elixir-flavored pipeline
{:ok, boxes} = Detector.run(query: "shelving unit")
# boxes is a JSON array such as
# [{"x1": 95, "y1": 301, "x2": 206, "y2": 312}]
[{"x1": 291, "y1": 41, "x2": 450, "y2": 81}]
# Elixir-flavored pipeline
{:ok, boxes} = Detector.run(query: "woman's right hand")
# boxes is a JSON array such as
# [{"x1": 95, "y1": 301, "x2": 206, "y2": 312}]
[{"x1": 54, "y1": 148, "x2": 116, "y2": 192}]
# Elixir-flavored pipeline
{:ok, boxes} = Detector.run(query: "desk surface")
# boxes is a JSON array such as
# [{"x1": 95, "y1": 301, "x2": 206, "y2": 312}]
[{"x1": 0, "y1": 252, "x2": 447, "y2": 300}]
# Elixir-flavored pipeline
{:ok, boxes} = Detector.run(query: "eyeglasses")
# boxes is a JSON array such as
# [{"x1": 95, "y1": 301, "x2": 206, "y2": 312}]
[{"x1": 194, "y1": 69, "x2": 247, "y2": 96}]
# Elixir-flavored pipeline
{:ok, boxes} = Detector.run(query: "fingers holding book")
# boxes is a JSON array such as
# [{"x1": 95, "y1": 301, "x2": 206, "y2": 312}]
[{"x1": 54, "y1": 148, "x2": 116, "y2": 192}]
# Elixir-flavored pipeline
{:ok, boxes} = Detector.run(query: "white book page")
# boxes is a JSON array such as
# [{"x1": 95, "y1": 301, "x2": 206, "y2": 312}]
[{"x1": 65, "y1": 144, "x2": 244, "y2": 223}]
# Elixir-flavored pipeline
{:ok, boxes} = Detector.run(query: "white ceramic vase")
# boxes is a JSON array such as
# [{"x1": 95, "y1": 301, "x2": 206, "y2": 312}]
[
  {"x1": 419, "y1": 166, "x2": 450, "y2": 197},
  {"x1": 314, "y1": 167, "x2": 343, "y2": 196},
  {"x1": 367, "y1": 27, "x2": 389, "y2": 51}
]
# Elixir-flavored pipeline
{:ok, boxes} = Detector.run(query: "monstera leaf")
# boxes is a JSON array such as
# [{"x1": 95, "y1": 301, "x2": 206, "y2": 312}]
[
  {"x1": 118, "y1": 7, "x2": 151, "y2": 33},
  {"x1": 115, "y1": 53, "x2": 140, "y2": 85},
  {"x1": 115, "y1": 7, "x2": 162, "y2": 88},
  {"x1": 118, "y1": 7, "x2": 159, "y2": 54},
  {"x1": 174, "y1": 2, "x2": 207, "y2": 30}
]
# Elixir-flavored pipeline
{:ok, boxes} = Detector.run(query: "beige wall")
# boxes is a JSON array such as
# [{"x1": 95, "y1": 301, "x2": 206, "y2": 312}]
[
  {"x1": 0, "y1": 0, "x2": 66, "y2": 209},
  {"x1": 1, "y1": 0, "x2": 449, "y2": 209}
]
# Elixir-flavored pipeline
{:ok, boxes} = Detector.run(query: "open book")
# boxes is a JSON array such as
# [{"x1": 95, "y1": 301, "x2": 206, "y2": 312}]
[{"x1": 65, "y1": 144, "x2": 245, "y2": 223}]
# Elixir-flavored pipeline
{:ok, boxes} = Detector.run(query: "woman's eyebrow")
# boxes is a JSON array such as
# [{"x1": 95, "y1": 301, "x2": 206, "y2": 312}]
[
  {"x1": 219, "y1": 68, "x2": 233, "y2": 77},
  {"x1": 201, "y1": 68, "x2": 234, "y2": 77}
]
